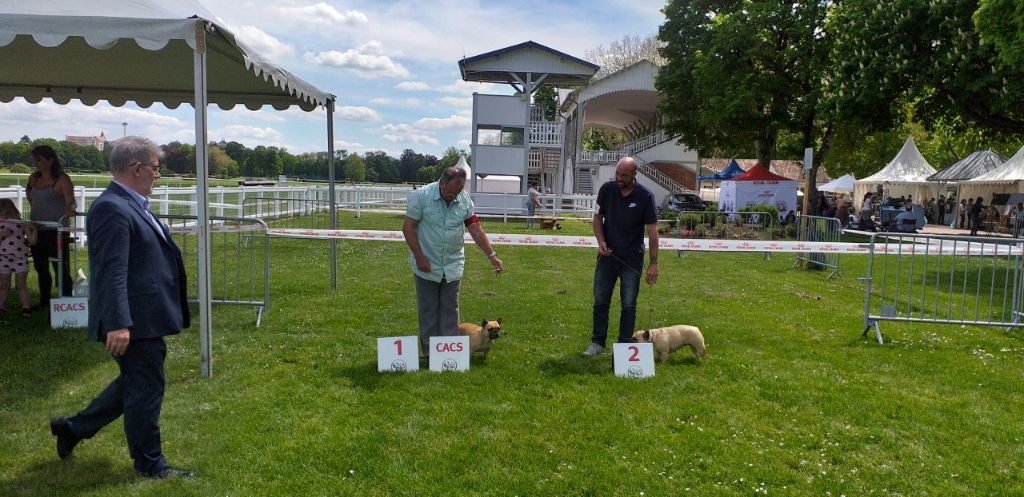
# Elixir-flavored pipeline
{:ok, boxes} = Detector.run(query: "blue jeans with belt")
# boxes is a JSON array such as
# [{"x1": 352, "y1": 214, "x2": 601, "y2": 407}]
[{"x1": 591, "y1": 252, "x2": 643, "y2": 346}]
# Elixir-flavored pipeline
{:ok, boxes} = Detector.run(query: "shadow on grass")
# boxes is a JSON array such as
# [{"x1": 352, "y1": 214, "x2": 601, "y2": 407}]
[
  {"x1": 0, "y1": 324, "x2": 108, "y2": 410},
  {"x1": 0, "y1": 457, "x2": 134, "y2": 497},
  {"x1": 537, "y1": 353, "x2": 614, "y2": 377},
  {"x1": 335, "y1": 361, "x2": 388, "y2": 390}
]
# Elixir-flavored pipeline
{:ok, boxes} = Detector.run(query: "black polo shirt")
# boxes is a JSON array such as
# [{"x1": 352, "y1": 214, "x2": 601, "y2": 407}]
[{"x1": 596, "y1": 180, "x2": 657, "y2": 256}]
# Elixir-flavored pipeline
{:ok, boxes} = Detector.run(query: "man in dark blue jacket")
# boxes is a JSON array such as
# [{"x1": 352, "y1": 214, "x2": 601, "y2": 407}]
[{"x1": 49, "y1": 136, "x2": 192, "y2": 479}]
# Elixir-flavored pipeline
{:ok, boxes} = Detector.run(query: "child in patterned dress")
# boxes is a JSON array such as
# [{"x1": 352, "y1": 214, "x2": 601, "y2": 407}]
[{"x1": 0, "y1": 199, "x2": 32, "y2": 319}]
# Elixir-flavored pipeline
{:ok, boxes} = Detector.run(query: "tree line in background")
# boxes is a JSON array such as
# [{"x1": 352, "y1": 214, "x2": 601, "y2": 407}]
[
  {"x1": 652, "y1": 0, "x2": 1023, "y2": 205},
  {"x1": 0, "y1": 134, "x2": 469, "y2": 184}
]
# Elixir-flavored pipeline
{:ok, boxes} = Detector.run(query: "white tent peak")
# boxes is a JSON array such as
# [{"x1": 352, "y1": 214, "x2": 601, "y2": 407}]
[
  {"x1": 455, "y1": 155, "x2": 471, "y2": 176},
  {"x1": 861, "y1": 137, "x2": 937, "y2": 182},
  {"x1": 818, "y1": 173, "x2": 856, "y2": 193}
]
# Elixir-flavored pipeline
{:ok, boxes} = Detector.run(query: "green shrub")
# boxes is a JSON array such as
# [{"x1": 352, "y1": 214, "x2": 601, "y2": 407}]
[
  {"x1": 678, "y1": 213, "x2": 703, "y2": 230},
  {"x1": 694, "y1": 224, "x2": 707, "y2": 238},
  {"x1": 9, "y1": 163, "x2": 31, "y2": 174}
]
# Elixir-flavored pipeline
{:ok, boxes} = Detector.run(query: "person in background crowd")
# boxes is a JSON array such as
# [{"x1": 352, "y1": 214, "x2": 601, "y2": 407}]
[
  {"x1": 970, "y1": 197, "x2": 985, "y2": 236},
  {"x1": 963, "y1": 198, "x2": 973, "y2": 230},
  {"x1": 26, "y1": 145, "x2": 76, "y2": 308},
  {"x1": 0, "y1": 199, "x2": 32, "y2": 319},
  {"x1": 525, "y1": 183, "x2": 542, "y2": 228}
]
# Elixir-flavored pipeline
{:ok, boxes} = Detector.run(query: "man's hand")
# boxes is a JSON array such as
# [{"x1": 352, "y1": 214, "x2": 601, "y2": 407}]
[
  {"x1": 489, "y1": 254, "x2": 504, "y2": 274},
  {"x1": 105, "y1": 328, "x2": 130, "y2": 356},
  {"x1": 414, "y1": 254, "x2": 431, "y2": 273},
  {"x1": 645, "y1": 263, "x2": 659, "y2": 286},
  {"x1": 597, "y1": 241, "x2": 612, "y2": 257}
]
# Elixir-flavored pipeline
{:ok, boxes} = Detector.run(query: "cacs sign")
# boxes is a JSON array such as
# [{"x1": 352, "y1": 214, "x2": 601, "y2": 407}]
[{"x1": 50, "y1": 297, "x2": 88, "y2": 329}]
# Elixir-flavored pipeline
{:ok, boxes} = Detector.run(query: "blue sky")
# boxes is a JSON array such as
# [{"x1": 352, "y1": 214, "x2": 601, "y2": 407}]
[{"x1": 0, "y1": 0, "x2": 666, "y2": 157}]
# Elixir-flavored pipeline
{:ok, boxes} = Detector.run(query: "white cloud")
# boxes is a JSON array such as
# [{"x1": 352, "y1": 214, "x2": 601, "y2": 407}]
[
  {"x1": 337, "y1": 106, "x2": 381, "y2": 122},
  {"x1": 0, "y1": 99, "x2": 189, "y2": 146},
  {"x1": 213, "y1": 124, "x2": 292, "y2": 149},
  {"x1": 413, "y1": 114, "x2": 470, "y2": 130},
  {"x1": 439, "y1": 96, "x2": 473, "y2": 108},
  {"x1": 369, "y1": 97, "x2": 422, "y2": 107},
  {"x1": 232, "y1": 25, "x2": 294, "y2": 61},
  {"x1": 383, "y1": 133, "x2": 439, "y2": 146},
  {"x1": 268, "y1": 3, "x2": 368, "y2": 27},
  {"x1": 396, "y1": 81, "x2": 431, "y2": 91},
  {"x1": 303, "y1": 41, "x2": 410, "y2": 79}
]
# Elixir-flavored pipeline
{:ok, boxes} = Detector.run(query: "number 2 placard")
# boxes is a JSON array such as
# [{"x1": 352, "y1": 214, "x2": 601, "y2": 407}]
[
  {"x1": 378, "y1": 336, "x2": 420, "y2": 372},
  {"x1": 612, "y1": 343, "x2": 655, "y2": 378}
]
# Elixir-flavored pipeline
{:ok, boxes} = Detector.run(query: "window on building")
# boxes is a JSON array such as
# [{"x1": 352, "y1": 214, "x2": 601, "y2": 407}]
[{"x1": 477, "y1": 126, "x2": 524, "y2": 147}]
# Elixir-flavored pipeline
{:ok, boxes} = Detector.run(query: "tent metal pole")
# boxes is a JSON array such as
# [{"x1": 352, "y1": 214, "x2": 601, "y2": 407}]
[
  {"x1": 193, "y1": 21, "x2": 214, "y2": 378},
  {"x1": 327, "y1": 98, "x2": 337, "y2": 290}
]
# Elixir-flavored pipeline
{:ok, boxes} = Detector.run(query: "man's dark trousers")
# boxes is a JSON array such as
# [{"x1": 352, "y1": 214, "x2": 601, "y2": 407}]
[{"x1": 66, "y1": 337, "x2": 168, "y2": 475}]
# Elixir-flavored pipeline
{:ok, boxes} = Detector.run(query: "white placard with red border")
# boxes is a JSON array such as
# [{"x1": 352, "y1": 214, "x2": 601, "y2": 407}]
[
  {"x1": 377, "y1": 336, "x2": 420, "y2": 373},
  {"x1": 50, "y1": 297, "x2": 88, "y2": 329},
  {"x1": 428, "y1": 336, "x2": 470, "y2": 372},
  {"x1": 613, "y1": 343, "x2": 655, "y2": 378}
]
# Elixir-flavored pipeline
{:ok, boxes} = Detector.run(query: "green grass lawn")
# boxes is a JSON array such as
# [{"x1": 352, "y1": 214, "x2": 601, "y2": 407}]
[{"x1": 2, "y1": 213, "x2": 1023, "y2": 496}]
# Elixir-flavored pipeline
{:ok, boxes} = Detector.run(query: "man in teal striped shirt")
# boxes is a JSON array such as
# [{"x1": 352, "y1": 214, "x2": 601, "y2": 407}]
[{"x1": 403, "y1": 167, "x2": 504, "y2": 357}]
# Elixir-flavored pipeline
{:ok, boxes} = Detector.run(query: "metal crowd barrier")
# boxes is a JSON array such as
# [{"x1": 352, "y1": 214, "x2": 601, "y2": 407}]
[
  {"x1": 861, "y1": 232, "x2": 1024, "y2": 344},
  {"x1": 794, "y1": 215, "x2": 842, "y2": 279},
  {"x1": 242, "y1": 196, "x2": 335, "y2": 229},
  {"x1": 158, "y1": 214, "x2": 271, "y2": 326}
]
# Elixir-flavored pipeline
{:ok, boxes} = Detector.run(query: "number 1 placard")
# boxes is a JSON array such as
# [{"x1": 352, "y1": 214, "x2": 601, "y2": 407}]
[
  {"x1": 612, "y1": 343, "x2": 655, "y2": 378},
  {"x1": 378, "y1": 336, "x2": 420, "y2": 372}
]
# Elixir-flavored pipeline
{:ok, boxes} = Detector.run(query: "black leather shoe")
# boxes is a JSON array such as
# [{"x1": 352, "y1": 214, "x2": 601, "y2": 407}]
[
  {"x1": 49, "y1": 417, "x2": 80, "y2": 460},
  {"x1": 145, "y1": 467, "x2": 195, "y2": 479}
]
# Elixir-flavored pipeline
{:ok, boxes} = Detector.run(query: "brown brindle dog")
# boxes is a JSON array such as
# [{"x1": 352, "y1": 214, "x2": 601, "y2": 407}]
[{"x1": 458, "y1": 318, "x2": 502, "y2": 359}]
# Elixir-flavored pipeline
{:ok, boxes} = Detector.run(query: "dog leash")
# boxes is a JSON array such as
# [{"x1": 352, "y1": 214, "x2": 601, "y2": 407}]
[{"x1": 608, "y1": 252, "x2": 656, "y2": 331}]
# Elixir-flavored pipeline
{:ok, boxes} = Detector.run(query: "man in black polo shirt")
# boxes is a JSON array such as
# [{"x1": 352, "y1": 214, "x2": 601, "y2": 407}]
[{"x1": 583, "y1": 156, "x2": 660, "y2": 356}]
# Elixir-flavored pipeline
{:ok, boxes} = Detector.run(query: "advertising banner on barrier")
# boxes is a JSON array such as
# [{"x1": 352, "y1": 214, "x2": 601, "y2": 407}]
[
  {"x1": 50, "y1": 297, "x2": 88, "y2": 329},
  {"x1": 267, "y1": 228, "x2": 1024, "y2": 256}
]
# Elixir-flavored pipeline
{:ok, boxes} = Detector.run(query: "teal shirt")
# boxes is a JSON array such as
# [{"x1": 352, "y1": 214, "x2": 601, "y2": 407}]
[{"x1": 406, "y1": 181, "x2": 475, "y2": 282}]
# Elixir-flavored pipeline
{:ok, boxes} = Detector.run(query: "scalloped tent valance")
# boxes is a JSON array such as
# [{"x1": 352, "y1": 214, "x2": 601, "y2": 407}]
[
  {"x1": 0, "y1": 8, "x2": 332, "y2": 110},
  {"x1": 1, "y1": 1, "x2": 338, "y2": 378}
]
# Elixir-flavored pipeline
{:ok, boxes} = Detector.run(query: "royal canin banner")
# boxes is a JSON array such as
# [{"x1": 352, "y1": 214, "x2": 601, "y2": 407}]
[{"x1": 266, "y1": 229, "x2": 1024, "y2": 256}]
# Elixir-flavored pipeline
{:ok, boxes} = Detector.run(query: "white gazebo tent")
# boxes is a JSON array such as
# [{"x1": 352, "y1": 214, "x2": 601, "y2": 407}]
[
  {"x1": 0, "y1": 1, "x2": 337, "y2": 378},
  {"x1": 959, "y1": 145, "x2": 1024, "y2": 203},
  {"x1": 854, "y1": 137, "x2": 940, "y2": 205},
  {"x1": 818, "y1": 173, "x2": 856, "y2": 193}
]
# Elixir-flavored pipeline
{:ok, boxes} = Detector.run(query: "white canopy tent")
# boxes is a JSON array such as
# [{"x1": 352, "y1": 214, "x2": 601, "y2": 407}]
[
  {"x1": 1, "y1": 1, "x2": 337, "y2": 378},
  {"x1": 959, "y1": 145, "x2": 1024, "y2": 202},
  {"x1": 817, "y1": 173, "x2": 856, "y2": 193},
  {"x1": 854, "y1": 137, "x2": 940, "y2": 205}
]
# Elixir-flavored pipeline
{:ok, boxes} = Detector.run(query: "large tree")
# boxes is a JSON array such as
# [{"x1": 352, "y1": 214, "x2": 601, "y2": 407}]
[
  {"x1": 364, "y1": 150, "x2": 399, "y2": 183},
  {"x1": 974, "y1": 0, "x2": 1024, "y2": 69},
  {"x1": 586, "y1": 33, "x2": 665, "y2": 79},
  {"x1": 827, "y1": 0, "x2": 1024, "y2": 134},
  {"x1": 658, "y1": 0, "x2": 833, "y2": 178}
]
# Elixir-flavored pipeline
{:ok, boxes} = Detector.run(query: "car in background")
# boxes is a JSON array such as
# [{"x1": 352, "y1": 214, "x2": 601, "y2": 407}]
[{"x1": 657, "y1": 192, "x2": 706, "y2": 218}]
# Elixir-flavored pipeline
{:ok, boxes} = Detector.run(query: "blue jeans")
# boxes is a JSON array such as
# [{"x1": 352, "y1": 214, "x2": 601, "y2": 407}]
[{"x1": 591, "y1": 252, "x2": 644, "y2": 346}]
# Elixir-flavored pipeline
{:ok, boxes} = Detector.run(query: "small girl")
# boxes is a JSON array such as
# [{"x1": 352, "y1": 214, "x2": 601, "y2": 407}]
[{"x1": 0, "y1": 198, "x2": 32, "y2": 319}]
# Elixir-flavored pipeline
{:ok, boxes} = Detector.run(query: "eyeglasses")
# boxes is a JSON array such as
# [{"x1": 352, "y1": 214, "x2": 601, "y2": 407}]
[{"x1": 132, "y1": 161, "x2": 161, "y2": 173}]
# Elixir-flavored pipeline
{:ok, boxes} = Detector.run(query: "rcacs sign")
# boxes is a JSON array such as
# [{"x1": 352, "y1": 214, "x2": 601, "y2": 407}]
[{"x1": 50, "y1": 297, "x2": 88, "y2": 329}]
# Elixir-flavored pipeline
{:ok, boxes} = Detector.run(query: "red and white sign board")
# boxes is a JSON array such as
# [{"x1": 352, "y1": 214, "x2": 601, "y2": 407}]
[
  {"x1": 377, "y1": 336, "x2": 420, "y2": 373},
  {"x1": 50, "y1": 297, "x2": 88, "y2": 329},
  {"x1": 428, "y1": 336, "x2": 470, "y2": 372},
  {"x1": 613, "y1": 343, "x2": 655, "y2": 378}
]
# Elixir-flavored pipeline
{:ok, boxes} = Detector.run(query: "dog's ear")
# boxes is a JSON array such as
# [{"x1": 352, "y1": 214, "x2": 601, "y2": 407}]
[
  {"x1": 496, "y1": 317, "x2": 502, "y2": 325},
  {"x1": 643, "y1": 330, "x2": 651, "y2": 341},
  {"x1": 480, "y1": 319, "x2": 488, "y2": 328}
]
